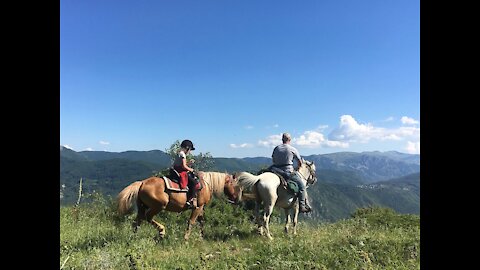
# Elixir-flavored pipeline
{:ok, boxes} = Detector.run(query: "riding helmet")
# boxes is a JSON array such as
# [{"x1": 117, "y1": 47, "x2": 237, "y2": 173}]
[{"x1": 180, "y1": 139, "x2": 195, "y2": 151}]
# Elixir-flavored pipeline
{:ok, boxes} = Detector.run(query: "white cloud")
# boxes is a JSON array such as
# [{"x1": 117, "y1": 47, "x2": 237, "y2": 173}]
[
  {"x1": 329, "y1": 115, "x2": 379, "y2": 143},
  {"x1": 257, "y1": 131, "x2": 348, "y2": 149},
  {"x1": 293, "y1": 131, "x2": 348, "y2": 148},
  {"x1": 85, "y1": 147, "x2": 93, "y2": 151},
  {"x1": 381, "y1": 134, "x2": 402, "y2": 140},
  {"x1": 244, "y1": 125, "x2": 254, "y2": 130},
  {"x1": 405, "y1": 141, "x2": 420, "y2": 154},
  {"x1": 394, "y1": 126, "x2": 420, "y2": 139},
  {"x1": 329, "y1": 115, "x2": 420, "y2": 143},
  {"x1": 230, "y1": 143, "x2": 253, "y2": 148},
  {"x1": 99, "y1": 141, "x2": 110, "y2": 145},
  {"x1": 316, "y1": 125, "x2": 329, "y2": 131},
  {"x1": 258, "y1": 134, "x2": 282, "y2": 148},
  {"x1": 401, "y1": 116, "x2": 419, "y2": 125},
  {"x1": 294, "y1": 131, "x2": 325, "y2": 147},
  {"x1": 324, "y1": 140, "x2": 350, "y2": 148},
  {"x1": 265, "y1": 124, "x2": 280, "y2": 129},
  {"x1": 385, "y1": 116, "x2": 395, "y2": 122},
  {"x1": 242, "y1": 115, "x2": 420, "y2": 152}
]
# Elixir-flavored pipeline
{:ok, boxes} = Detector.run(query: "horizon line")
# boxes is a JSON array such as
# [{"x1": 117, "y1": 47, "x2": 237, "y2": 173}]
[{"x1": 60, "y1": 145, "x2": 419, "y2": 158}]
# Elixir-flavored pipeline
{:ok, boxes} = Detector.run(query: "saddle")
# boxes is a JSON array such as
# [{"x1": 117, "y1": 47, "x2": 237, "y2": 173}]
[
  {"x1": 163, "y1": 176, "x2": 188, "y2": 192},
  {"x1": 162, "y1": 168, "x2": 203, "y2": 193},
  {"x1": 262, "y1": 166, "x2": 300, "y2": 195}
]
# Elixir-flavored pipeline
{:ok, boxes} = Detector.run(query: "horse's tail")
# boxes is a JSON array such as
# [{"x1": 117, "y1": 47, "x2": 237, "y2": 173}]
[
  {"x1": 117, "y1": 181, "x2": 142, "y2": 215},
  {"x1": 235, "y1": 172, "x2": 259, "y2": 188}
]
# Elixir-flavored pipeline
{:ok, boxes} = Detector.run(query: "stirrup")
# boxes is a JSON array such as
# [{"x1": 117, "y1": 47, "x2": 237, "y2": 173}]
[
  {"x1": 186, "y1": 198, "x2": 197, "y2": 209},
  {"x1": 299, "y1": 205, "x2": 311, "y2": 213}
]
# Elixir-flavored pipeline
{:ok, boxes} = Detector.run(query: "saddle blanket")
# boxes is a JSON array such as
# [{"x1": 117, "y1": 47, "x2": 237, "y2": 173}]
[{"x1": 163, "y1": 176, "x2": 188, "y2": 192}]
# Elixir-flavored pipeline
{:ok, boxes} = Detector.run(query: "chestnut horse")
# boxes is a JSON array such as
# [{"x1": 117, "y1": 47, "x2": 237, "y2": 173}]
[{"x1": 117, "y1": 171, "x2": 240, "y2": 240}]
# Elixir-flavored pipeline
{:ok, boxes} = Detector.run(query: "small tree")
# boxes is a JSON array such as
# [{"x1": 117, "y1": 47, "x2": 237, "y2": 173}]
[
  {"x1": 164, "y1": 140, "x2": 215, "y2": 172},
  {"x1": 165, "y1": 140, "x2": 182, "y2": 163}
]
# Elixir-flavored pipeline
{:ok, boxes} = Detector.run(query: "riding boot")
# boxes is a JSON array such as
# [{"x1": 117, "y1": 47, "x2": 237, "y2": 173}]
[
  {"x1": 187, "y1": 187, "x2": 198, "y2": 209},
  {"x1": 298, "y1": 189, "x2": 311, "y2": 213},
  {"x1": 190, "y1": 186, "x2": 198, "y2": 208}
]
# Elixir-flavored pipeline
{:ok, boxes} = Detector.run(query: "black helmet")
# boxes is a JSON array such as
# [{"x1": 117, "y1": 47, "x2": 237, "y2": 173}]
[{"x1": 180, "y1": 139, "x2": 195, "y2": 151}]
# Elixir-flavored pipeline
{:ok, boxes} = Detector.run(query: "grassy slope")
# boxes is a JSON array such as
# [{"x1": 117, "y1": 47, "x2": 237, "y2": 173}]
[{"x1": 60, "y1": 197, "x2": 419, "y2": 269}]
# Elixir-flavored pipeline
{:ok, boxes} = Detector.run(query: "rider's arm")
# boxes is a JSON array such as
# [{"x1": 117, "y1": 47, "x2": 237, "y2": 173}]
[
  {"x1": 293, "y1": 147, "x2": 302, "y2": 168},
  {"x1": 179, "y1": 151, "x2": 194, "y2": 172},
  {"x1": 182, "y1": 158, "x2": 194, "y2": 172}
]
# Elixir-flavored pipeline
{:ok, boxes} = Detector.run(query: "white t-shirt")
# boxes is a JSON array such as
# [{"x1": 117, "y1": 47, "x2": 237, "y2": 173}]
[{"x1": 173, "y1": 150, "x2": 187, "y2": 167}]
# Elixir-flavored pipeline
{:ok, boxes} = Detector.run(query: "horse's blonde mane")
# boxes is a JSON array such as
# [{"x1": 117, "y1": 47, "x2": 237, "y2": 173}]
[
  {"x1": 201, "y1": 171, "x2": 229, "y2": 196},
  {"x1": 235, "y1": 172, "x2": 260, "y2": 189}
]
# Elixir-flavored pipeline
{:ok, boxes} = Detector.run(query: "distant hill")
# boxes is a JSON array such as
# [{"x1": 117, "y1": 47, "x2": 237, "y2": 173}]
[
  {"x1": 60, "y1": 157, "x2": 159, "y2": 204},
  {"x1": 374, "y1": 172, "x2": 420, "y2": 187},
  {"x1": 61, "y1": 146, "x2": 171, "y2": 166},
  {"x1": 60, "y1": 147, "x2": 420, "y2": 221},
  {"x1": 307, "y1": 172, "x2": 420, "y2": 221},
  {"x1": 305, "y1": 151, "x2": 420, "y2": 183},
  {"x1": 315, "y1": 169, "x2": 364, "y2": 186},
  {"x1": 60, "y1": 146, "x2": 89, "y2": 161},
  {"x1": 211, "y1": 158, "x2": 268, "y2": 173}
]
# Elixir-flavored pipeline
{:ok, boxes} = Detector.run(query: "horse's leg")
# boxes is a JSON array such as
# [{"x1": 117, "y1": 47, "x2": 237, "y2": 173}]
[
  {"x1": 184, "y1": 206, "x2": 203, "y2": 240},
  {"x1": 293, "y1": 202, "x2": 299, "y2": 235},
  {"x1": 145, "y1": 207, "x2": 166, "y2": 238},
  {"x1": 263, "y1": 202, "x2": 276, "y2": 240},
  {"x1": 197, "y1": 207, "x2": 206, "y2": 239},
  {"x1": 253, "y1": 183, "x2": 264, "y2": 236},
  {"x1": 132, "y1": 200, "x2": 146, "y2": 233},
  {"x1": 284, "y1": 208, "x2": 291, "y2": 234},
  {"x1": 253, "y1": 196, "x2": 265, "y2": 235}
]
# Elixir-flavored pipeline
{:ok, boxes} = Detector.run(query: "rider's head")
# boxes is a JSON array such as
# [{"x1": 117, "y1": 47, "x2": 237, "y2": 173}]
[
  {"x1": 282, "y1": 133, "x2": 291, "y2": 144},
  {"x1": 180, "y1": 139, "x2": 195, "y2": 152}
]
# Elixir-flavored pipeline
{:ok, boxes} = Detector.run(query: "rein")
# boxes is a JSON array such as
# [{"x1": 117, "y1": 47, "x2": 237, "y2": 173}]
[{"x1": 297, "y1": 162, "x2": 316, "y2": 187}]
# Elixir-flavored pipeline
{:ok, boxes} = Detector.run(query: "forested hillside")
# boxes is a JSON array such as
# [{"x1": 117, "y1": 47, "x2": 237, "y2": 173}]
[
  {"x1": 60, "y1": 147, "x2": 420, "y2": 221},
  {"x1": 308, "y1": 172, "x2": 420, "y2": 221}
]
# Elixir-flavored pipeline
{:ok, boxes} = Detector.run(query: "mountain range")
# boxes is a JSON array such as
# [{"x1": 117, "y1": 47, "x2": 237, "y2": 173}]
[{"x1": 60, "y1": 146, "x2": 420, "y2": 221}]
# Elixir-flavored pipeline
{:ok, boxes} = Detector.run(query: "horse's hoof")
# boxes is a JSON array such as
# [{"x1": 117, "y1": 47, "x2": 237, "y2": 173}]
[{"x1": 154, "y1": 234, "x2": 165, "y2": 242}]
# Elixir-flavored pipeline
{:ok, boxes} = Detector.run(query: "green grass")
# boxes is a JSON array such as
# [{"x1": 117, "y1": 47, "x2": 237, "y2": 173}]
[{"x1": 60, "y1": 194, "x2": 419, "y2": 269}]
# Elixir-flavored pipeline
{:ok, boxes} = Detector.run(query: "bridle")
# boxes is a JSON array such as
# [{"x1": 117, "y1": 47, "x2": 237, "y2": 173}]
[
  {"x1": 224, "y1": 174, "x2": 238, "y2": 204},
  {"x1": 297, "y1": 161, "x2": 317, "y2": 186}
]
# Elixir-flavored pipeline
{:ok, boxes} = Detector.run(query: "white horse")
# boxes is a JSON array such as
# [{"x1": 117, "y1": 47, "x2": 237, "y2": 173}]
[{"x1": 235, "y1": 159, "x2": 317, "y2": 240}]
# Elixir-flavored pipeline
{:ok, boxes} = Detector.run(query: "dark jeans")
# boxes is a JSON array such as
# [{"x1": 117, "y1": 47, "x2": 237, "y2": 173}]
[
  {"x1": 187, "y1": 172, "x2": 199, "y2": 199},
  {"x1": 270, "y1": 167, "x2": 307, "y2": 205},
  {"x1": 289, "y1": 172, "x2": 307, "y2": 204}
]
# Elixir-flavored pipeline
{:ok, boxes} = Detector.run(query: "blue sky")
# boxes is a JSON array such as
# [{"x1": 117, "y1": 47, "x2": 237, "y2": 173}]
[{"x1": 60, "y1": 0, "x2": 419, "y2": 158}]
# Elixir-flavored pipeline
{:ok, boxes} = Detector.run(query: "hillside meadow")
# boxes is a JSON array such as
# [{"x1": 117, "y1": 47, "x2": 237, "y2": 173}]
[{"x1": 60, "y1": 194, "x2": 420, "y2": 269}]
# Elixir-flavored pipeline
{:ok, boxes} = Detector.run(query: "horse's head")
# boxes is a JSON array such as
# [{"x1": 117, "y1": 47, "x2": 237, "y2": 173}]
[
  {"x1": 223, "y1": 174, "x2": 242, "y2": 204},
  {"x1": 298, "y1": 159, "x2": 317, "y2": 185}
]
